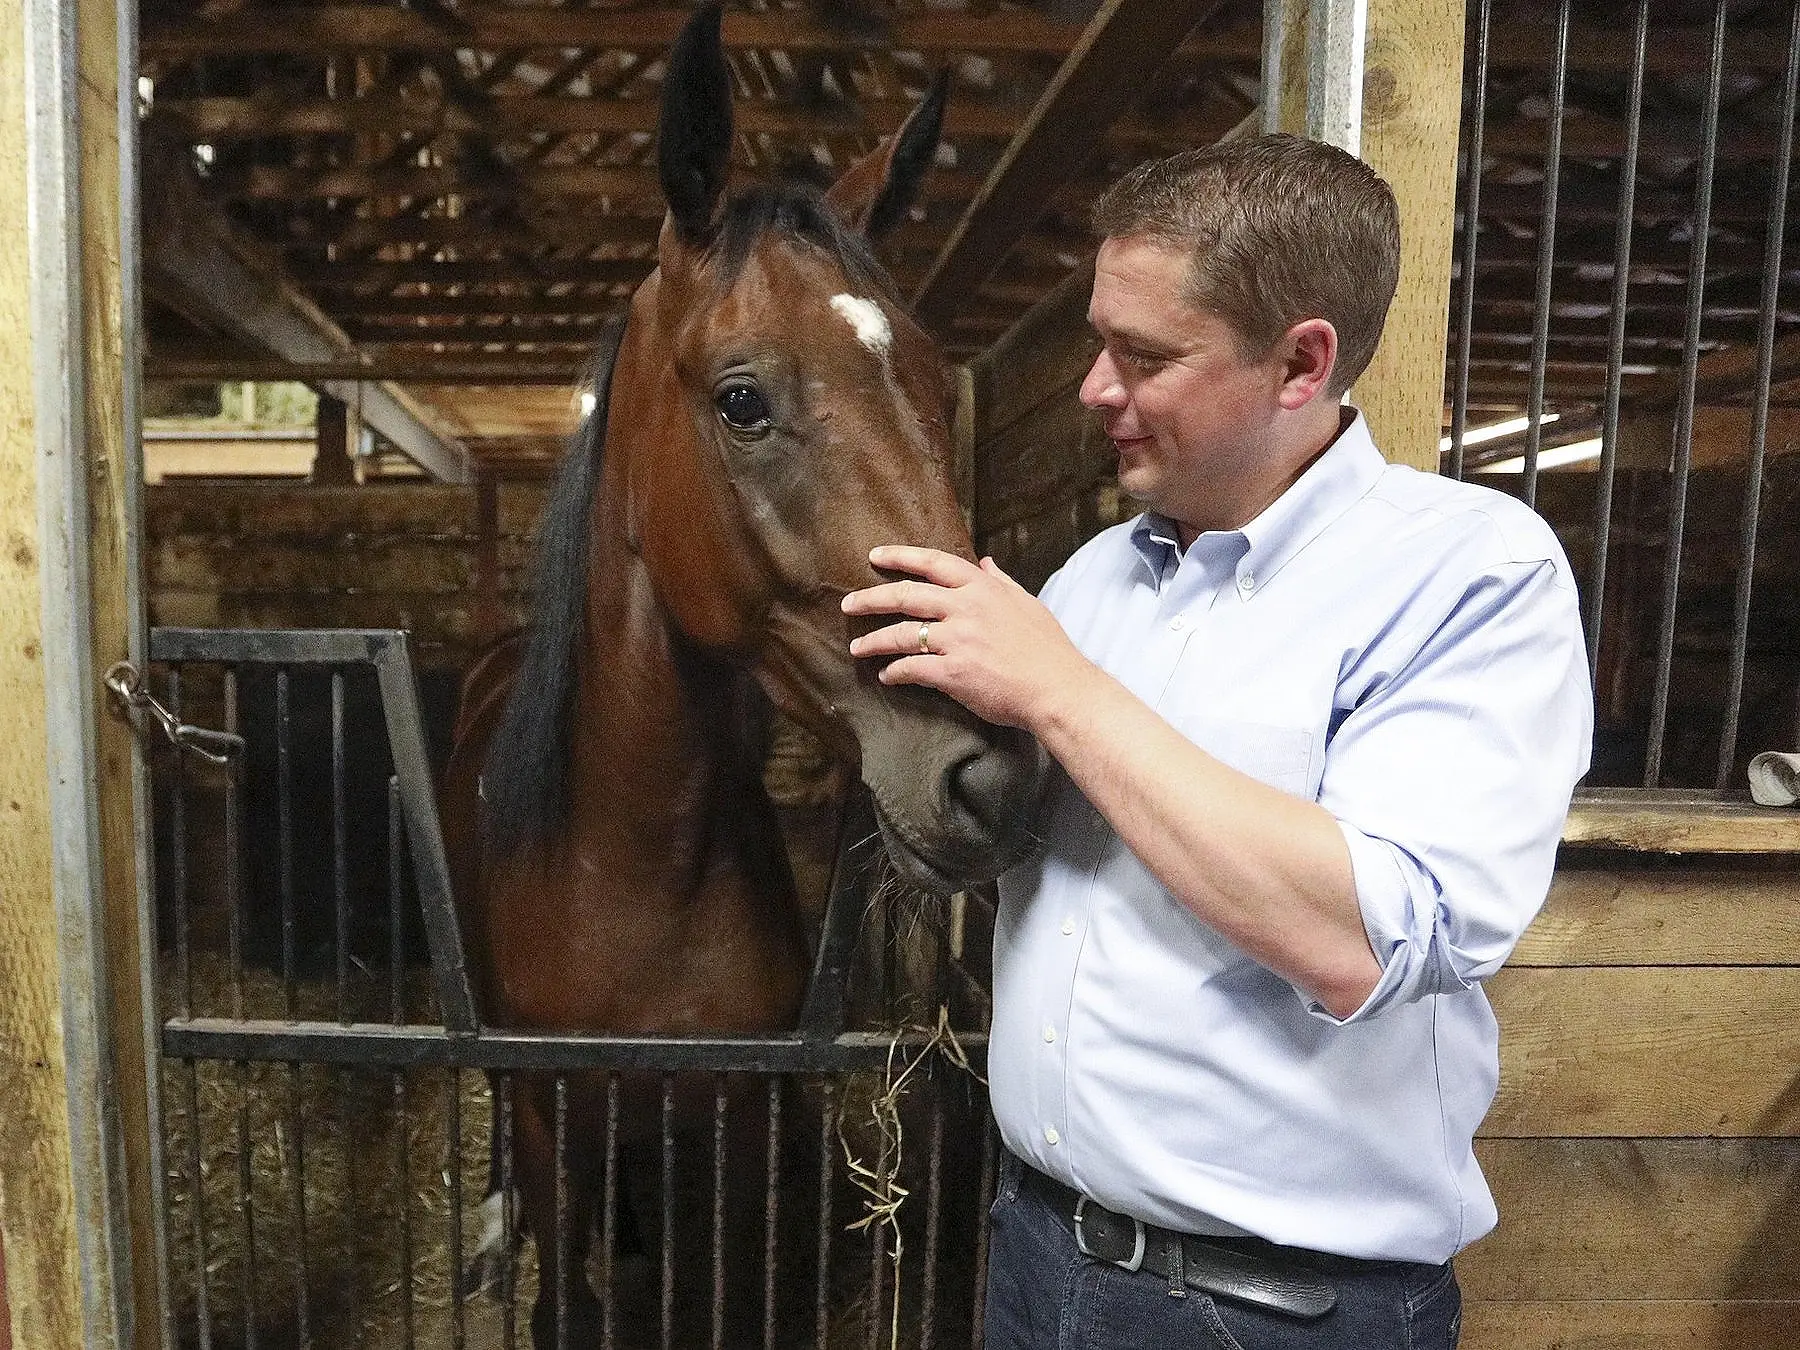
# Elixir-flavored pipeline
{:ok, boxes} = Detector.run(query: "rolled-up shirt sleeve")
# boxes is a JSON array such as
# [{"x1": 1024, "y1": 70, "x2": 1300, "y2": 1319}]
[{"x1": 1307, "y1": 555, "x2": 1593, "y2": 1024}]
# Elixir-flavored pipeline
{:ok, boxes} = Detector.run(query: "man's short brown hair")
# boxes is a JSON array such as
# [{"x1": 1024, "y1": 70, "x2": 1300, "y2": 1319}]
[{"x1": 1091, "y1": 134, "x2": 1400, "y2": 396}]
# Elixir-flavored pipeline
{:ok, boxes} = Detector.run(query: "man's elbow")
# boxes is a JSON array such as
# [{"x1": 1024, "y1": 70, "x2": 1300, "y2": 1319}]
[{"x1": 1313, "y1": 950, "x2": 1385, "y2": 1021}]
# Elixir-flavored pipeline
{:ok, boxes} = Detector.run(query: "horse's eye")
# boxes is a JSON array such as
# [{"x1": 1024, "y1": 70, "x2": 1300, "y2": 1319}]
[{"x1": 714, "y1": 380, "x2": 773, "y2": 436}]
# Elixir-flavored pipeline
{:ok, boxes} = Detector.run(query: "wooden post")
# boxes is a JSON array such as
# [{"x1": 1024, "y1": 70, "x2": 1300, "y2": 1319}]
[
  {"x1": 1263, "y1": 0, "x2": 1465, "y2": 471},
  {"x1": 313, "y1": 390, "x2": 357, "y2": 484},
  {"x1": 1, "y1": 0, "x2": 159, "y2": 1346}
]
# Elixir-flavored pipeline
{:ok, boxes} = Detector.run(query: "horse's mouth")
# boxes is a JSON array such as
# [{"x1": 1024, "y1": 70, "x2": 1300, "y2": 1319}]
[{"x1": 868, "y1": 795, "x2": 1039, "y2": 899}]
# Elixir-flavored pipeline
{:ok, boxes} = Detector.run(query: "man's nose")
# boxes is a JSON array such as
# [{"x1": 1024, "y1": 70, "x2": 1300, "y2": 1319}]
[{"x1": 1079, "y1": 350, "x2": 1124, "y2": 409}]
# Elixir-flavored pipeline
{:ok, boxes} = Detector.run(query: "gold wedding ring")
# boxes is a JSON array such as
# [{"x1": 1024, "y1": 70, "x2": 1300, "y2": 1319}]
[{"x1": 917, "y1": 621, "x2": 933, "y2": 654}]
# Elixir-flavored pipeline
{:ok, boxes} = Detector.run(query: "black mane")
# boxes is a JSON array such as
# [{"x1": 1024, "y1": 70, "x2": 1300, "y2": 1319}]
[
  {"x1": 478, "y1": 326, "x2": 624, "y2": 856},
  {"x1": 713, "y1": 180, "x2": 897, "y2": 299}
]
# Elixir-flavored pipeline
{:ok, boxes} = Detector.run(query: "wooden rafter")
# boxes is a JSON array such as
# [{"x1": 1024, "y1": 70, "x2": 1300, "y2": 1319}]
[{"x1": 912, "y1": 0, "x2": 1227, "y2": 332}]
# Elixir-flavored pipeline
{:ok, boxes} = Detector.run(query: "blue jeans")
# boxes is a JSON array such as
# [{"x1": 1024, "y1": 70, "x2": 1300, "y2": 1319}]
[{"x1": 983, "y1": 1155, "x2": 1461, "y2": 1350}]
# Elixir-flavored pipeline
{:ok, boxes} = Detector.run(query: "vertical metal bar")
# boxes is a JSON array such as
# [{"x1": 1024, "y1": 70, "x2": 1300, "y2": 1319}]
[
  {"x1": 395, "y1": 1071, "x2": 415, "y2": 1350},
  {"x1": 340, "y1": 1067, "x2": 364, "y2": 1350},
  {"x1": 1645, "y1": 0, "x2": 1729, "y2": 786},
  {"x1": 448, "y1": 1069, "x2": 466, "y2": 1350},
  {"x1": 226, "y1": 668, "x2": 245, "y2": 1020},
  {"x1": 763, "y1": 1078, "x2": 781, "y2": 1350},
  {"x1": 864, "y1": 1179, "x2": 883, "y2": 1350},
  {"x1": 711, "y1": 1075, "x2": 728, "y2": 1350},
  {"x1": 288, "y1": 1063, "x2": 310, "y2": 1347},
  {"x1": 815, "y1": 1078, "x2": 835, "y2": 1350},
  {"x1": 1446, "y1": 0, "x2": 1492, "y2": 483},
  {"x1": 277, "y1": 667, "x2": 296, "y2": 1018},
  {"x1": 661, "y1": 1075, "x2": 676, "y2": 1350},
  {"x1": 920, "y1": 1092, "x2": 946, "y2": 1350},
  {"x1": 1717, "y1": 0, "x2": 1799, "y2": 784},
  {"x1": 373, "y1": 637, "x2": 479, "y2": 1033},
  {"x1": 555, "y1": 1074, "x2": 569, "y2": 1350},
  {"x1": 183, "y1": 1060, "x2": 213, "y2": 1350},
  {"x1": 169, "y1": 668, "x2": 192, "y2": 1018},
  {"x1": 1586, "y1": 0, "x2": 1651, "y2": 680},
  {"x1": 1521, "y1": 0, "x2": 1572, "y2": 510},
  {"x1": 970, "y1": 1119, "x2": 997, "y2": 1350},
  {"x1": 389, "y1": 777, "x2": 405, "y2": 1025},
  {"x1": 1304, "y1": 0, "x2": 1368, "y2": 155},
  {"x1": 499, "y1": 1074, "x2": 518, "y2": 1350},
  {"x1": 601, "y1": 1073, "x2": 620, "y2": 1350},
  {"x1": 235, "y1": 1061, "x2": 257, "y2": 1350},
  {"x1": 333, "y1": 671, "x2": 349, "y2": 1022}
]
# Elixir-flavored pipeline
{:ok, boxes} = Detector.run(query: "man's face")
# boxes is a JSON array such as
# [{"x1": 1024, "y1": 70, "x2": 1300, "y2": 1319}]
[{"x1": 1079, "y1": 235, "x2": 1291, "y2": 538}]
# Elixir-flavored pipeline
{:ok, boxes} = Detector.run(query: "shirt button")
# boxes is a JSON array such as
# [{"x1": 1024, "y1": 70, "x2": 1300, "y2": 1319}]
[
  {"x1": 1169, "y1": 615, "x2": 1186, "y2": 631},
  {"x1": 1061, "y1": 917, "x2": 1075, "y2": 935},
  {"x1": 1042, "y1": 1024, "x2": 1057, "y2": 1043},
  {"x1": 1044, "y1": 1125, "x2": 1061, "y2": 1146},
  {"x1": 1238, "y1": 573, "x2": 1255, "y2": 592}
]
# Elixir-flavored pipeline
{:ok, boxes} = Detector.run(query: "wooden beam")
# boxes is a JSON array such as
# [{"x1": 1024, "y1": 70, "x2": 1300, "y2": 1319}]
[
  {"x1": 3, "y1": 0, "x2": 160, "y2": 1343},
  {"x1": 1562, "y1": 788, "x2": 1800, "y2": 853},
  {"x1": 911, "y1": 0, "x2": 1227, "y2": 334},
  {"x1": 145, "y1": 350, "x2": 592, "y2": 384},
  {"x1": 144, "y1": 156, "x2": 470, "y2": 483},
  {"x1": 138, "y1": 8, "x2": 1796, "y2": 76},
  {"x1": 1354, "y1": 0, "x2": 1467, "y2": 470},
  {"x1": 142, "y1": 6, "x2": 1100, "y2": 59}
]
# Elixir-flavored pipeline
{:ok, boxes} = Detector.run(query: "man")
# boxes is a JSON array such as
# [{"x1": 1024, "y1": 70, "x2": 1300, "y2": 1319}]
[{"x1": 841, "y1": 134, "x2": 1592, "y2": 1348}]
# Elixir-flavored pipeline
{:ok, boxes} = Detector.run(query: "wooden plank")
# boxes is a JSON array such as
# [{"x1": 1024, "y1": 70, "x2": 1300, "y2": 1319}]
[
  {"x1": 911, "y1": 0, "x2": 1226, "y2": 333},
  {"x1": 1563, "y1": 788, "x2": 1800, "y2": 852},
  {"x1": 1, "y1": 0, "x2": 145, "y2": 1343},
  {"x1": 1462, "y1": 1139, "x2": 1800, "y2": 1301},
  {"x1": 1349, "y1": 0, "x2": 1466, "y2": 470},
  {"x1": 968, "y1": 262, "x2": 1095, "y2": 443},
  {"x1": 1514, "y1": 869, "x2": 1800, "y2": 967},
  {"x1": 1485, "y1": 967, "x2": 1800, "y2": 1137},
  {"x1": 1461, "y1": 1300, "x2": 1800, "y2": 1349},
  {"x1": 974, "y1": 393, "x2": 1113, "y2": 536}
]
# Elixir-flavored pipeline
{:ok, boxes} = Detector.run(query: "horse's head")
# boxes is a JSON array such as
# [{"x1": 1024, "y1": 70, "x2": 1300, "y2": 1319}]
[{"x1": 607, "y1": 3, "x2": 1046, "y2": 893}]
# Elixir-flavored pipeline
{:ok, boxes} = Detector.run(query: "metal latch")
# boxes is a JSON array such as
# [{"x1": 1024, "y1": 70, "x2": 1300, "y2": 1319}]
[{"x1": 103, "y1": 660, "x2": 244, "y2": 764}]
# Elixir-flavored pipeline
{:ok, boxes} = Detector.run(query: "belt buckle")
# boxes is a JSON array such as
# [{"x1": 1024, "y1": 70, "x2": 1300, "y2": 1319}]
[{"x1": 1073, "y1": 1195, "x2": 1146, "y2": 1272}]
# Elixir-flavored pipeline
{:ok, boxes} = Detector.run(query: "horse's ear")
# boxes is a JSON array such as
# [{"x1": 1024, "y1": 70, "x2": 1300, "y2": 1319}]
[
  {"x1": 658, "y1": 0, "x2": 733, "y2": 245},
  {"x1": 824, "y1": 69, "x2": 948, "y2": 240}
]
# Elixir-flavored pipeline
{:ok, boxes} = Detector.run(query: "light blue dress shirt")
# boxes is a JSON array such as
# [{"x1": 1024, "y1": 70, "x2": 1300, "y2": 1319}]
[{"x1": 990, "y1": 412, "x2": 1593, "y2": 1264}]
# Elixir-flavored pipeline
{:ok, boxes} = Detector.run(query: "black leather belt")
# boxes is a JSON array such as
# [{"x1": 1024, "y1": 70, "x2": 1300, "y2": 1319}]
[{"x1": 1022, "y1": 1165, "x2": 1339, "y2": 1319}]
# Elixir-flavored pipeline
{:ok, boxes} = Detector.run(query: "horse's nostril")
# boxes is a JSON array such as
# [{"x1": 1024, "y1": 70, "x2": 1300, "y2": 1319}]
[{"x1": 948, "y1": 746, "x2": 1020, "y2": 836}]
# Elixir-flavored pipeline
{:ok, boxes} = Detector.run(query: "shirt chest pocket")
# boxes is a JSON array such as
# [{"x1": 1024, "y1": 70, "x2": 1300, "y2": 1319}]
[{"x1": 1170, "y1": 713, "x2": 1319, "y2": 801}]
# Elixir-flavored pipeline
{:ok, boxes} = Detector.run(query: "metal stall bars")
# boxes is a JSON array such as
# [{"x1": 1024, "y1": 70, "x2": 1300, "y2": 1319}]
[
  {"x1": 1446, "y1": 0, "x2": 1800, "y2": 792},
  {"x1": 147, "y1": 627, "x2": 997, "y2": 1350}
]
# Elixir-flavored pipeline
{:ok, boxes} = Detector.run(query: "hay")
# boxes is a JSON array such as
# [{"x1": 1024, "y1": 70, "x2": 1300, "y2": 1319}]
[{"x1": 159, "y1": 954, "x2": 523, "y2": 1349}]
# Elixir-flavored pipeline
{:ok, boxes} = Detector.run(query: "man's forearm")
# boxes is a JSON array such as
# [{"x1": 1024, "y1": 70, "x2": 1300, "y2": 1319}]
[{"x1": 1031, "y1": 663, "x2": 1382, "y2": 1019}]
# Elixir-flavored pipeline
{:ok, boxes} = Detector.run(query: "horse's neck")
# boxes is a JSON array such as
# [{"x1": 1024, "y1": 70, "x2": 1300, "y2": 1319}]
[{"x1": 562, "y1": 500, "x2": 765, "y2": 892}]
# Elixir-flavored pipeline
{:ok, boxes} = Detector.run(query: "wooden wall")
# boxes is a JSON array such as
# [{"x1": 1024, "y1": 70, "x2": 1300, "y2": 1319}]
[{"x1": 145, "y1": 481, "x2": 547, "y2": 675}]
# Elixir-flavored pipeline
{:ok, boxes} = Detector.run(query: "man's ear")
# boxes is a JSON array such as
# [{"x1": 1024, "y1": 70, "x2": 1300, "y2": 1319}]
[{"x1": 1277, "y1": 319, "x2": 1339, "y2": 410}]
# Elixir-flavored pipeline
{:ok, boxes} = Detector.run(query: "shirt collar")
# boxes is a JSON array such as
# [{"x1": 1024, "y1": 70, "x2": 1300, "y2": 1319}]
[{"x1": 1130, "y1": 409, "x2": 1387, "y2": 595}]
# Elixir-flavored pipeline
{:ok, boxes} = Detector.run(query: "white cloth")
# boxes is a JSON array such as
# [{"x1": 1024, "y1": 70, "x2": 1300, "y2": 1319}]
[
  {"x1": 1747, "y1": 751, "x2": 1800, "y2": 806},
  {"x1": 990, "y1": 412, "x2": 1593, "y2": 1264}
]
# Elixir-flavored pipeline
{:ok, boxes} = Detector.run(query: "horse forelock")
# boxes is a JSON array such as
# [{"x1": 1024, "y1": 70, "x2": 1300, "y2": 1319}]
[
  {"x1": 710, "y1": 181, "x2": 895, "y2": 301},
  {"x1": 479, "y1": 324, "x2": 626, "y2": 857}
]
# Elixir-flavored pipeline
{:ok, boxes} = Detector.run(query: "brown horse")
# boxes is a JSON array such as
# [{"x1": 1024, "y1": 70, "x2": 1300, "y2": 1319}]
[{"x1": 437, "y1": 6, "x2": 1046, "y2": 1343}]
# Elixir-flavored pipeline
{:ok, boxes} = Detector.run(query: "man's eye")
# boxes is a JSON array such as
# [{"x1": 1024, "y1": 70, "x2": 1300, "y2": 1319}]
[
  {"x1": 1119, "y1": 348, "x2": 1164, "y2": 371},
  {"x1": 715, "y1": 380, "x2": 773, "y2": 435}
]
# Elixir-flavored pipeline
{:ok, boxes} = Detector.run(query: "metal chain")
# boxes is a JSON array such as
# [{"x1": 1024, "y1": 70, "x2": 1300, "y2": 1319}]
[{"x1": 103, "y1": 660, "x2": 245, "y2": 763}]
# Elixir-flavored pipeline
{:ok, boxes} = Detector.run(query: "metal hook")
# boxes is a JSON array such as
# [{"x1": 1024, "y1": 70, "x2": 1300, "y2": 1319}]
[{"x1": 103, "y1": 660, "x2": 245, "y2": 764}]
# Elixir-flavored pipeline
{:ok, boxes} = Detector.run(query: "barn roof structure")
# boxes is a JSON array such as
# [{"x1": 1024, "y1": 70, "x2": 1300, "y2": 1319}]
[{"x1": 136, "y1": 0, "x2": 1800, "y2": 477}]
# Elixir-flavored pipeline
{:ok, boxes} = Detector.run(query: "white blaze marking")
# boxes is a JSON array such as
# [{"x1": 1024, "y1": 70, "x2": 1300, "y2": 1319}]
[{"x1": 830, "y1": 294, "x2": 892, "y2": 356}]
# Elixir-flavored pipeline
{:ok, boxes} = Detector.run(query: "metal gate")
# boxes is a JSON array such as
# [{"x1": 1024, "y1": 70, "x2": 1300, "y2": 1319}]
[{"x1": 146, "y1": 627, "x2": 997, "y2": 1350}]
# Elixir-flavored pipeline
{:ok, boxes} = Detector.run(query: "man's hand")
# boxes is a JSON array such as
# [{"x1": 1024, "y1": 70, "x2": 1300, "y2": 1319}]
[{"x1": 842, "y1": 546, "x2": 1097, "y2": 731}]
